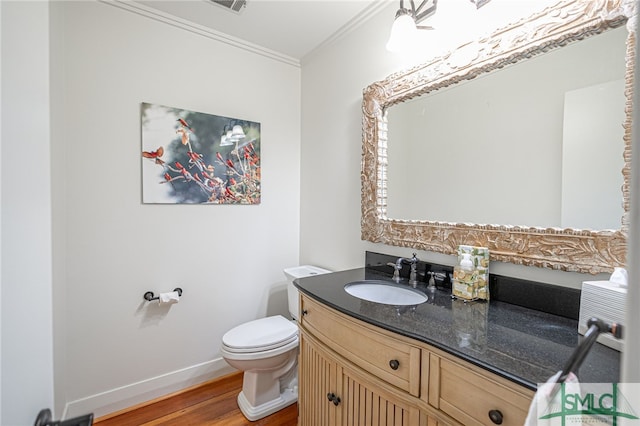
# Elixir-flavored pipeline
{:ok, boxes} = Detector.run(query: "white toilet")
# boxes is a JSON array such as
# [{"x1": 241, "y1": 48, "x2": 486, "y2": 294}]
[{"x1": 220, "y1": 265, "x2": 331, "y2": 421}]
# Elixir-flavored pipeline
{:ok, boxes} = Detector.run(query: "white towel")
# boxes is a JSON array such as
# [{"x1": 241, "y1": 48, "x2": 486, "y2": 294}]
[{"x1": 524, "y1": 371, "x2": 581, "y2": 426}]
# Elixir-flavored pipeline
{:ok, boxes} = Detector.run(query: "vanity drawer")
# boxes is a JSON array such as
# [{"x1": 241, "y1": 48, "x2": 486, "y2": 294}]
[
  {"x1": 300, "y1": 295, "x2": 421, "y2": 396},
  {"x1": 430, "y1": 356, "x2": 533, "y2": 426}
]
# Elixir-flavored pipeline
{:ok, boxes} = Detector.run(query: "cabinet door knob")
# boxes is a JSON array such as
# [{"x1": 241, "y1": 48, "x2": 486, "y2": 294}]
[
  {"x1": 488, "y1": 409, "x2": 503, "y2": 424},
  {"x1": 389, "y1": 359, "x2": 400, "y2": 370},
  {"x1": 326, "y1": 393, "x2": 341, "y2": 406},
  {"x1": 301, "y1": 310, "x2": 308, "y2": 316}
]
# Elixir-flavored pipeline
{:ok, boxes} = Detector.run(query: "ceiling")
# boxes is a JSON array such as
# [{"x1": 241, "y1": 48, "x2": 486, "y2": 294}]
[{"x1": 136, "y1": 0, "x2": 389, "y2": 60}]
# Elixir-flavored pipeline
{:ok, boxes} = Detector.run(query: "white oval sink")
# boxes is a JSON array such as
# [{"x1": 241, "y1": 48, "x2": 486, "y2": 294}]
[{"x1": 344, "y1": 280, "x2": 428, "y2": 306}]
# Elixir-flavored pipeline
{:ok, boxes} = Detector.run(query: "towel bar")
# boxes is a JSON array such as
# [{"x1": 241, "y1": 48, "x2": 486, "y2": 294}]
[{"x1": 549, "y1": 317, "x2": 623, "y2": 399}]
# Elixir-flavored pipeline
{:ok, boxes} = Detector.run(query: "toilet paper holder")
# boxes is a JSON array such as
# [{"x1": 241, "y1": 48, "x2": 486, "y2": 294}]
[{"x1": 143, "y1": 288, "x2": 183, "y2": 302}]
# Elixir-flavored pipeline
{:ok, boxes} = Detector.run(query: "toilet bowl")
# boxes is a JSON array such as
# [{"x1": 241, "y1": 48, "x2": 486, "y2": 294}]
[
  {"x1": 220, "y1": 265, "x2": 331, "y2": 421},
  {"x1": 221, "y1": 315, "x2": 299, "y2": 421}
]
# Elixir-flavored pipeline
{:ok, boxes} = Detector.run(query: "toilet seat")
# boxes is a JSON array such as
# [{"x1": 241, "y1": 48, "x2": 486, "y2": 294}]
[
  {"x1": 223, "y1": 334, "x2": 298, "y2": 353},
  {"x1": 222, "y1": 315, "x2": 298, "y2": 356},
  {"x1": 221, "y1": 336, "x2": 299, "y2": 361}
]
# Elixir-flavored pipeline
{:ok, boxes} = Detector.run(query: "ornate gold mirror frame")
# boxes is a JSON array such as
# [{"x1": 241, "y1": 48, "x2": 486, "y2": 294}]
[{"x1": 362, "y1": 0, "x2": 635, "y2": 274}]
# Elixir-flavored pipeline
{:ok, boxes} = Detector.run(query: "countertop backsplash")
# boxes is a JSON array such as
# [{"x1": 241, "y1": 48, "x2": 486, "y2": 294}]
[{"x1": 365, "y1": 251, "x2": 581, "y2": 320}]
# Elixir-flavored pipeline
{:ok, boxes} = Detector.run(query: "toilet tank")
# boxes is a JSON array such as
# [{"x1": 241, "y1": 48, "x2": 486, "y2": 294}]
[{"x1": 284, "y1": 265, "x2": 331, "y2": 320}]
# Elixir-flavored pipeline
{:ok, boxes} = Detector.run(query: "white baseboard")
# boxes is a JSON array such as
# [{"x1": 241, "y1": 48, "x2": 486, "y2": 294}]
[{"x1": 63, "y1": 358, "x2": 236, "y2": 420}]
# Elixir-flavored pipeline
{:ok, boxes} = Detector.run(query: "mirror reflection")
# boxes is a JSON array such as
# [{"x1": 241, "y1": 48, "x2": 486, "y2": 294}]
[{"x1": 386, "y1": 26, "x2": 627, "y2": 230}]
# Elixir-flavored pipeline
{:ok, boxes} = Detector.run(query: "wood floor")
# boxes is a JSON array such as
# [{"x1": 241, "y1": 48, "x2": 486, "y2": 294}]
[{"x1": 93, "y1": 372, "x2": 298, "y2": 426}]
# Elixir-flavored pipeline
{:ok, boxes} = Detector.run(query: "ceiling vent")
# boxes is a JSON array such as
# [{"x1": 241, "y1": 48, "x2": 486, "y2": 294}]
[{"x1": 209, "y1": 0, "x2": 247, "y2": 13}]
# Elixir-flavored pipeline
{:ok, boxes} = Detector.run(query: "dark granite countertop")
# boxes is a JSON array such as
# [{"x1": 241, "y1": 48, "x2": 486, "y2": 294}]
[{"x1": 294, "y1": 268, "x2": 620, "y2": 391}]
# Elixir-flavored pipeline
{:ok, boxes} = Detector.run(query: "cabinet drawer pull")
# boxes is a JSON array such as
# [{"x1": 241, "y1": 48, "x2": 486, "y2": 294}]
[
  {"x1": 389, "y1": 359, "x2": 400, "y2": 370},
  {"x1": 488, "y1": 409, "x2": 503, "y2": 424},
  {"x1": 301, "y1": 309, "x2": 308, "y2": 316},
  {"x1": 326, "y1": 393, "x2": 341, "y2": 406}
]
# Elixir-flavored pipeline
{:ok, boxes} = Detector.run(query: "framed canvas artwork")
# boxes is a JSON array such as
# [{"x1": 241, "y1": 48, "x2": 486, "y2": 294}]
[{"x1": 141, "y1": 102, "x2": 261, "y2": 204}]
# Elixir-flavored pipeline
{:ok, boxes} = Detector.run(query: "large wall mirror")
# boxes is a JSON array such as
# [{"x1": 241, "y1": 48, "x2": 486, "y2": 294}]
[{"x1": 361, "y1": 0, "x2": 635, "y2": 274}]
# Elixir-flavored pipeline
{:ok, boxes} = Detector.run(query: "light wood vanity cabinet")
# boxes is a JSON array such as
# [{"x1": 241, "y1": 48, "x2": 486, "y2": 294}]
[{"x1": 298, "y1": 294, "x2": 534, "y2": 426}]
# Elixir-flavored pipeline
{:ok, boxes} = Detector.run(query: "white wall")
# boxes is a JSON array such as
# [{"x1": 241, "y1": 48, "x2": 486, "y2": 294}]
[
  {"x1": 47, "y1": 0, "x2": 301, "y2": 420},
  {"x1": 299, "y1": 2, "x2": 396, "y2": 273},
  {"x1": 1, "y1": 1, "x2": 55, "y2": 425},
  {"x1": 1, "y1": 4, "x2": 3, "y2": 421},
  {"x1": 299, "y1": 0, "x2": 615, "y2": 289}
]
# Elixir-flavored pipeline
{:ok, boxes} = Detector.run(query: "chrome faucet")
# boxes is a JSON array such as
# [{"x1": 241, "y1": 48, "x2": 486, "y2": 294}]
[
  {"x1": 387, "y1": 253, "x2": 419, "y2": 287},
  {"x1": 407, "y1": 253, "x2": 419, "y2": 288}
]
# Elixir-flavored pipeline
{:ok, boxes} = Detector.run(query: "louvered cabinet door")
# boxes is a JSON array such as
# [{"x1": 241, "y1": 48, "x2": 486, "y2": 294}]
[
  {"x1": 298, "y1": 332, "x2": 338, "y2": 426},
  {"x1": 337, "y1": 363, "x2": 420, "y2": 426}
]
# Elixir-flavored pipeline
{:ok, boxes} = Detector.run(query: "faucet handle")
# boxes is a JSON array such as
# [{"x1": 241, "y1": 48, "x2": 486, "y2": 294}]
[{"x1": 387, "y1": 262, "x2": 401, "y2": 282}]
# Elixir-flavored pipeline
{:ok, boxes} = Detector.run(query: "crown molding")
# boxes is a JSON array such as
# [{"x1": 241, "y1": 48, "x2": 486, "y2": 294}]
[
  {"x1": 100, "y1": 0, "x2": 301, "y2": 68},
  {"x1": 303, "y1": 0, "x2": 390, "y2": 64}
]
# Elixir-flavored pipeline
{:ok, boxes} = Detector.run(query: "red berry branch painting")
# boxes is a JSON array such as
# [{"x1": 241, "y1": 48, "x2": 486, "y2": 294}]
[{"x1": 141, "y1": 102, "x2": 261, "y2": 204}]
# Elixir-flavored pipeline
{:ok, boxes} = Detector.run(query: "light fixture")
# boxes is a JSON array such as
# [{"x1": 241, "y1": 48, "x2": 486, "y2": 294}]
[
  {"x1": 386, "y1": 0, "x2": 492, "y2": 52},
  {"x1": 386, "y1": 0, "x2": 437, "y2": 52}
]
